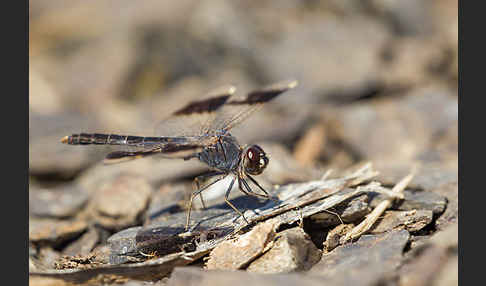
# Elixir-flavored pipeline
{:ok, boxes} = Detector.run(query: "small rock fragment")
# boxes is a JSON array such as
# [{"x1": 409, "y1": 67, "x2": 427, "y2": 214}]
[
  {"x1": 145, "y1": 183, "x2": 187, "y2": 223},
  {"x1": 310, "y1": 194, "x2": 370, "y2": 226},
  {"x1": 293, "y1": 123, "x2": 327, "y2": 166},
  {"x1": 375, "y1": 162, "x2": 457, "y2": 191},
  {"x1": 29, "y1": 184, "x2": 89, "y2": 218},
  {"x1": 168, "y1": 266, "x2": 327, "y2": 286},
  {"x1": 54, "y1": 252, "x2": 106, "y2": 270},
  {"x1": 370, "y1": 210, "x2": 433, "y2": 234},
  {"x1": 431, "y1": 182, "x2": 458, "y2": 230},
  {"x1": 29, "y1": 218, "x2": 88, "y2": 245},
  {"x1": 396, "y1": 190, "x2": 447, "y2": 215},
  {"x1": 369, "y1": 189, "x2": 447, "y2": 215},
  {"x1": 107, "y1": 226, "x2": 142, "y2": 264},
  {"x1": 399, "y1": 224, "x2": 457, "y2": 286},
  {"x1": 206, "y1": 220, "x2": 277, "y2": 270},
  {"x1": 63, "y1": 227, "x2": 99, "y2": 257},
  {"x1": 247, "y1": 227, "x2": 321, "y2": 273},
  {"x1": 431, "y1": 255, "x2": 458, "y2": 286},
  {"x1": 90, "y1": 174, "x2": 152, "y2": 230},
  {"x1": 323, "y1": 224, "x2": 355, "y2": 253},
  {"x1": 29, "y1": 276, "x2": 68, "y2": 286},
  {"x1": 325, "y1": 88, "x2": 457, "y2": 164},
  {"x1": 37, "y1": 247, "x2": 61, "y2": 269},
  {"x1": 309, "y1": 229, "x2": 410, "y2": 285}
]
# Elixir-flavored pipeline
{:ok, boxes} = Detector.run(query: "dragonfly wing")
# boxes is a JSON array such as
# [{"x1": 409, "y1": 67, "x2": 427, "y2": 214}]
[
  {"x1": 103, "y1": 135, "x2": 217, "y2": 164},
  {"x1": 208, "y1": 80, "x2": 298, "y2": 134},
  {"x1": 154, "y1": 85, "x2": 236, "y2": 137}
]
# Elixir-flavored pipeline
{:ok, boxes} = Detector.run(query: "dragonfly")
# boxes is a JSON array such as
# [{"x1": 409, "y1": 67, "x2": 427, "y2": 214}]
[{"x1": 61, "y1": 80, "x2": 298, "y2": 230}]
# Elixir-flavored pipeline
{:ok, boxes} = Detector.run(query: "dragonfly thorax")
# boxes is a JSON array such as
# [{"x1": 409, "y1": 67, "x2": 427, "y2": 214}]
[{"x1": 197, "y1": 135, "x2": 242, "y2": 172}]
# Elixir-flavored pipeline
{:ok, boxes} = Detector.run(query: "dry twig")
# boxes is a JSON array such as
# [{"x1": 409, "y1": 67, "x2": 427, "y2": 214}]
[{"x1": 340, "y1": 168, "x2": 417, "y2": 244}]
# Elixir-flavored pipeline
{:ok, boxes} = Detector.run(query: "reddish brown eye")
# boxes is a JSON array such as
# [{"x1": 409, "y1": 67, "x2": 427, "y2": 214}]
[
  {"x1": 247, "y1": 146, "x2": 262, "y2": 162},
  {"x1": 244, "y1": 145, "x2": 268, "y2": 175}
]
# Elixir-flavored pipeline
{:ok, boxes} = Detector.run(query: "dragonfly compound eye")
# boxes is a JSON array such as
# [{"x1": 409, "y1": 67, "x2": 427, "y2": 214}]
[{"x1": 245, "y1": 145, "x2": 268, "y2": 175}]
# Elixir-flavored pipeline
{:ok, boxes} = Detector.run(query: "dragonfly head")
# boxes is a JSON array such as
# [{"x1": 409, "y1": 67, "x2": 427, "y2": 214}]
[{"x1": 242, "y1": 145, "x2": 269, "y2": 175}]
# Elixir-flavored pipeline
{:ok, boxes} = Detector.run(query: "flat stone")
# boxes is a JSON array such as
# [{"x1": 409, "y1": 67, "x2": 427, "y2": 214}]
[
  {"x1": 31, "y1": 241, "x2": 214, "y2": 283},
  {"x1": 399, "y1": 224, "x2": 457, "y2": 286},
  {"x1": 118, "y1": 281, "x2": 168, "y2": 286},
  {"x1": 247, "y1": 227, "x2": 321, "y2": 273},
  {"x1": 145, "y1": 183, "x2": 188, "y2": 223},
  {"x1": 255, "y1": 16, "x2": 389, "y2": 102},
  {"x1": 431, "y1": 255, "x2": 458, "y2": 286},
  {"x1": 29, "y1": 276, "x2": 69, "y2": 286},
  {"x1": 167, "y1": 267, "x2": 330, "y2": 286},
  {"x1": 324, "y1": 87, "x2": 457, "y2": 164},
  {"x1": 37, "y1": 247, "x2": 62, "y2": 270},
  {"x1": 89, "y1": 174, "x2": 152, "y2": 230},
  {"x1": 397, "y1": 190, "x2": 447, "y2": 215},
  {"x1": 29, "y1": 184, "x2": 89, "y2": 218},
  {"x1": 135, "y1": 225, "x2": 230, "y2": 258},
  {"x1": 375, "y1": 162, "x2": 458, "y2": 191},
  {"x1": 76, "y1": 154, "x2": 207, "y2": 193},
  {"x1": 62, "y1": 227, "x2": 99, "y2": 257},
  {"x1": 54, "y1": 249, "x2": 108, "y2": 271},
  {"x1": 293, "y1": 123, "x2": 327, "y2": 167},
  {"x1": 310, "y1": 194, "x2": 371, "y2": 226},
  {"x1": 108, "y1": 209, "x2": 234, "y2": 265},
  {"x1": 29, "y1": 218, "x2": 88, "y2": 245},
  {"x1": 431, "y1": 182, "x2": 458, "y2": 230},
  {"x1": 323, "y1": 224, "x2": 355, "y2": 253},
  {"x1": 107, "y1": 226, "x2": 142, "y2": 264},
  {"x1": 308, "y1": 229, "x2": 410, "y2": 285},
  {"x1": 206, "y1": 220, "x2": 277, "y2": 270},
  {"x1": 370, "y1": 210, "x2": 433, "y2": 234},
  {"x1": 369, "y1": 189, "x2": 447, "y2": 216},
  {"x1": 29, "y1": 112, "x2": 103, "y2": 176}
]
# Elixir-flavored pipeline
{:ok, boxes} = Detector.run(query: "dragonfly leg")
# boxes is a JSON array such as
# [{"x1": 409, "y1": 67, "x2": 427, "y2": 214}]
[
  {"x1": 224, "y1": 177, "x2": 249, "y2": 224},
  {"x1": 238, "y1": 177, "x2": 270, "y2": 200},
  {"x1": 193, "y1": 171, "x2": 225, "y2": 209},
  {"x1": 246, "y1": 174, "x2": 278, "y2": 202},
  {"x1": 185, "y1": 174, "x2": 227, "y2": 231}
]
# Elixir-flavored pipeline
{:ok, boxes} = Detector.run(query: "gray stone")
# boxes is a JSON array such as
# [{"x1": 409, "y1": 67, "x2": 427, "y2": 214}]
[
  {"x1": 247, "y1": 227, "x2": 321, "y2": 273},
  {"x1": 369, "y1": 189, "x2": 447, "y2": 216},
  {"x1": 370, "y1": 210, "x2": 433, "y2": 234},
  {"x1": 310, "y1": 194, "x2": 370, "y2": 226},
  {"x1": 167, "y1": 267, "x2": 332, "y2": 286},
  {"x1": 206, "y1": 220, "x2": 277, "y2": 270},
  {"x1": 145, "y1": 183, "x2": 188, "y2": 224},
  {"x1": 309, "y1": 229, "x2": 410, "y2": 285},
  {"x1": 325, "y1": 87, "x2": 457, "y2": 165},
  {"x1": 29, "y1": 184, "x2": 89, "y2": 218},
  {"x1": 89, "y1": 174, "x2": 152, "y2": 230},
  {"x1": 107, "y1": 226, "x2": 142, "y2": 264},
  {"x1": 37, "y1": 247, "x2": 61, "y2": 269},
  {"x1": 29, "y1": 218, "x2": 88, "y2": 245},
  {"x1": 28, "y1": 112, "x2": 105, "y2": 176},
  {"x1": 323, "y1": 224, "x2": 355, "y2": 253},
  {"x1": 63, "y1": 227, "x2": 99, "y2": 257},
  {"x1": 375, "y1": 162, "x2": 458, "y2": 191},
  {"x1": 399, "y1": 224, "x2": 457, "y2": 286},
  {"x1": 431, "y1": 182, "x2": 458, "y2": 230},
  {"x1": 108, "y1": 209, "x2": 234, "y2": 265}
]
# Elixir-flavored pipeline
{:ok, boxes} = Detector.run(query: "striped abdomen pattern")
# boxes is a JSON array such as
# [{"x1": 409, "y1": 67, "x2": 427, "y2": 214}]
[{"x1": 61, "y1": 133, "x2": 167, "y2": 146}]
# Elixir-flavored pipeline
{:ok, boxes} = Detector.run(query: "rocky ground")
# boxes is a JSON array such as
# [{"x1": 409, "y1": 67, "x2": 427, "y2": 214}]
[{"x1": 29, "y1": 1, "x2": 457, "y2": 285}]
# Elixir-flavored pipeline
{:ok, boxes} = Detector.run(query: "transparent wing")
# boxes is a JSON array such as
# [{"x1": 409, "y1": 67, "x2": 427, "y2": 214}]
[
  {"x1": 154, "y1": 85, "x2": 236, "y2": 137},
  {"x1": 208, "y1": 80, "x2": 298, "y2": 134}
]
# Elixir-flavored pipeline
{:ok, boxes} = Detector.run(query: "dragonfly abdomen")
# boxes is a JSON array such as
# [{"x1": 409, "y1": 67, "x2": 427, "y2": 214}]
[{"x1": 61, "y1": 133, "x2": 165, "y2": 146}]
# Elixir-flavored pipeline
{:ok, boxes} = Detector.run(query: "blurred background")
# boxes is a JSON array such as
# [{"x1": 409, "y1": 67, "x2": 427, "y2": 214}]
[{"x1": 29, "y1": 0, "x2": 457, "y2": 261}]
